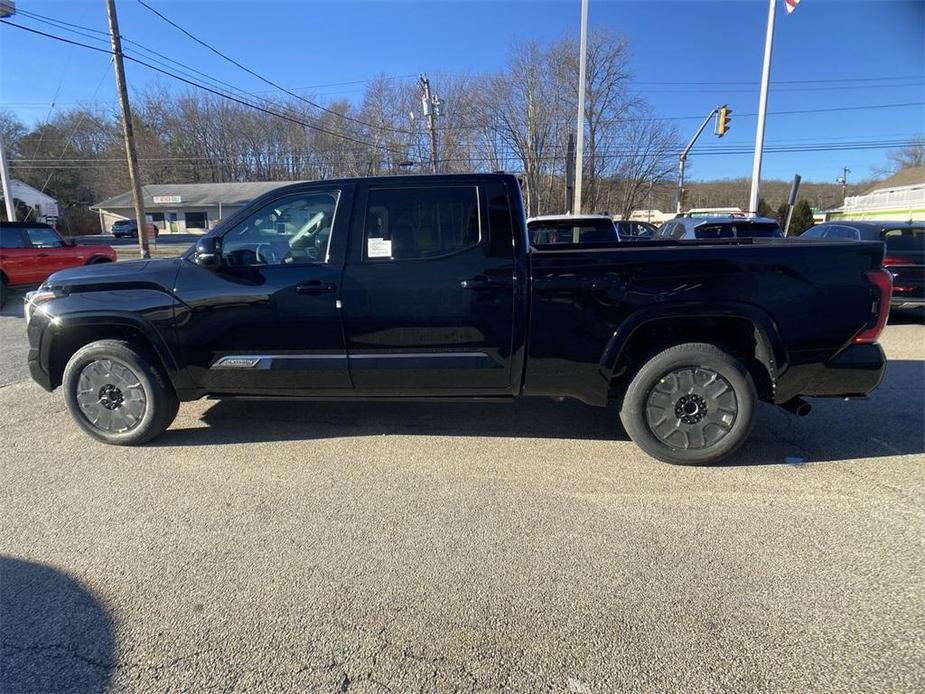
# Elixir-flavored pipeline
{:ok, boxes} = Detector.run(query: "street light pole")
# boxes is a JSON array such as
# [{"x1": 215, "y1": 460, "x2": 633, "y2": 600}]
[
  {"x1": 572, "y1": 0, "x2": 589, "y2": 215},
  {"x1": 106, "y1": 0, "x2": 150, "y2": 259},
  {"x1": 748, "y1": 0, "x2": 777, "y2": 215},
  {"x1": 676, "y1": 107, "x2": 721, "y2": 215}
]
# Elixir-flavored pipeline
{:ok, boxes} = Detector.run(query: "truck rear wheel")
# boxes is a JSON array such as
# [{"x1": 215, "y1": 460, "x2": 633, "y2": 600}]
[
  {"x1": 620, "y1": 342, "x2": 757, "y2": 465},
  {"x1": 62, "y1": 339, "x2": 179, "y2": 446}
]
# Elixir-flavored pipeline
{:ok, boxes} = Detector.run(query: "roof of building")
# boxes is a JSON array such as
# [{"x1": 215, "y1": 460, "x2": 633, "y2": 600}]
[
  {"x1": 93, "y1": 181, "x2": 303, "y2": 210},
  {"x1": 864, "y1": 166, "x2": 925, "y2": 194},
  {"x1": 1, "y1": 179, "x2": 58, "y2": 204}
]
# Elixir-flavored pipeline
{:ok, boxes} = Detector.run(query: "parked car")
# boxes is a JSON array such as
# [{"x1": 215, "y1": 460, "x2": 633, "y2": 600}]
[
  {"x1": 111, "y1": 218, "x2": 159, "y2": 239},
  {"x1": 26, "y1": 174, "x2": 890, "y2": 465},
  {"x1": 799, "y1": 221, "x2": 924, "y2": 310},
  {"x1": 1, "y1": 222, "x2": 116, "y2": 306},
  {"x1": 527, "y1": 214, "x2": 619, "y2": 245},
  {"x1": 655, "y1": 216, "x2": 785, "y2": 240},
  {"x1": 615, "y1": 220, "x2": 658, "y2": 241}
]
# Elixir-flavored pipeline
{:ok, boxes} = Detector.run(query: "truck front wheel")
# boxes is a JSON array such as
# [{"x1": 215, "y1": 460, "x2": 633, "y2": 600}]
[
  {"x1": 620, "y1": 342, "x2": 757, "y2": 465},
  {"x1": 62, "y1": 339, "x2": 179, "y2": 445}
]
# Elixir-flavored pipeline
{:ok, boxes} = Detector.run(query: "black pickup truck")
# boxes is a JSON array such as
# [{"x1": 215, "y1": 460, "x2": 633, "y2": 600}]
[{"x1": 25, "y1": 174, "x2": 891, "y2": 464}]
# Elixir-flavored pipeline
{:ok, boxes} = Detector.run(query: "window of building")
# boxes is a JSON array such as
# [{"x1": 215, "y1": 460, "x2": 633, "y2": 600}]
[
  {"x1": 185, "y1": 211, "x2": 208, "y2": 230},
  {"x1": 363, "y1": 186, "x2": 480, "y2": 261}
]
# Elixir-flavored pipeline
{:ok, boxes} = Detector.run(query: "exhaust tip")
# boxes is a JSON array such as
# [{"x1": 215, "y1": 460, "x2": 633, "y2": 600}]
[{"x1": 781, "y1": 397, "x2": 812, "y2": 417}]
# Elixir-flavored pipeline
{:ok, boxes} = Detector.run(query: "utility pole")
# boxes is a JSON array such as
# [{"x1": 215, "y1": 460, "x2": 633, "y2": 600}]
[
  {"x1": 106, "y1": 0, "x2": 149, "y2": 259},
  {"x1": 419, "y1": 75, "x2": 440, "y2": 174},
  {"x1": 748, "y1": 0, "x2": 777, "y2": 215},
  {"x1": 836, "y1": 166, "x2": 850, "y2": 201},
  {"x1": 0, "y1": 2, "x2": 15, "y2": 221},
  {"x1": 573, "y1": 0, "x2": 589, "y2": 214}
]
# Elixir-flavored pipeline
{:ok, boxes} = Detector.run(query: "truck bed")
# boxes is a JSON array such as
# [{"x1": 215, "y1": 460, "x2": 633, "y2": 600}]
[{"x1": 525, "y1": 238, "x2": 886, "y2": 405}]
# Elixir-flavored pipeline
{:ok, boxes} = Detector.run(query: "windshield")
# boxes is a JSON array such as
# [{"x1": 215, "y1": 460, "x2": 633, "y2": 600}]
[
  {"x1": 694, "y1": 222, "x2": 783, "y2": 239},
  {"x1": 529, "y1": 219, "x2": 617, "y2": 246},
  {"x1": 882, "y1": 227, "x2": 925, "y2": 252}
]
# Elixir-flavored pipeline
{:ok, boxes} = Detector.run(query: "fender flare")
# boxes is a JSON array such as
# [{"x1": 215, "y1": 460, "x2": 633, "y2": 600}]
[
  {"x1": 41, "y1": 310, "x2": 182, "y2": 388},
  {"x1": 600, "y1": 301, "x2": 788, "y2": 385}
]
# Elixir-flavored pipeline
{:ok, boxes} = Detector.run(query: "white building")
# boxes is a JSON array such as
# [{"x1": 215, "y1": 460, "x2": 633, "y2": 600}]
[
  {"x1": 92, "y1": 181, "x2": 300, "y2": 234},
  {"x1": 827, "y1": 166, "x2": 924, "y2": 222},
  {"x1": 0, "y1": 179, "x2": 59, "y2": 223}
]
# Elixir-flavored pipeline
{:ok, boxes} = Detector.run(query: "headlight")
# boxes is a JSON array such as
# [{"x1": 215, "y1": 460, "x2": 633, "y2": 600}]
[{"x1": 24, "y1": 287, "x2": 67, "y2": 324}]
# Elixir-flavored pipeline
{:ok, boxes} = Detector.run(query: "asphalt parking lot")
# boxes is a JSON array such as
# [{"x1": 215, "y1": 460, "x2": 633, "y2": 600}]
[{"x1": 1, "y1": 305, "x2": 923, "y2": 692}]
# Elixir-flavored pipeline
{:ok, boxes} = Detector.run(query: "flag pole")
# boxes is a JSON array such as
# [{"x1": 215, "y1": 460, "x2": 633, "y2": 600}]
[
  {"x1": 573, "y1": 0, "x2": 589, "y2": 215},
  {"x1": 748, "y1": 0, "x2": 777, "y2": 215}
]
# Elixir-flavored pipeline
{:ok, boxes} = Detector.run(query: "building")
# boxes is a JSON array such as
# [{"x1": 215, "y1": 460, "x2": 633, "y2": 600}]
[
  {"x1": 92, "y1": 181, "x2": 301, "y2": 234},
  {"x1": 0, "y1": 179, "x2": 59, "y2": 224},
  {"x1": 621, "y1": 209, "x2": 675, "y2": 224},
  {"x1": 826, "y1": 166, "x2": 925, "y2": 222}
]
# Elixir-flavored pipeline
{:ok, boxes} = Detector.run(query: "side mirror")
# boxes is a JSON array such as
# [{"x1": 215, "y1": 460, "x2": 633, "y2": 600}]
[{"x1": 193, "y1": 237, "x2": 222, "y2": 268}]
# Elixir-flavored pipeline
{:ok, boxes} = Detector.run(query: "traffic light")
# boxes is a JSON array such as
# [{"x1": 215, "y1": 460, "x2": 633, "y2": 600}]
[{"x1": 715, "y1": 105, "x2": 732, "y2": 137}]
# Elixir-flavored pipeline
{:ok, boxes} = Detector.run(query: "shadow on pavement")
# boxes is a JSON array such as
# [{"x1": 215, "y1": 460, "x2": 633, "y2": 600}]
[
  {"x1": 0, "y1": 556, "x2": 115, "y2": 693},
  {"x1": 158, "y1": 360, "x2": 924, "y2": 466},
  {"x1": 0, "y1": 293, "x2": 26, "y2": 317},
  {"x1": 888, "y1": 307, "x2": 925, "y2": 326}
]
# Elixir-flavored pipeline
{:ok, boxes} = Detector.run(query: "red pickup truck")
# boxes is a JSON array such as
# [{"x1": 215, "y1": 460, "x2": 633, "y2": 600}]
[{"x1": 1, "y1": 222, "x2": 117, "y2": 306}]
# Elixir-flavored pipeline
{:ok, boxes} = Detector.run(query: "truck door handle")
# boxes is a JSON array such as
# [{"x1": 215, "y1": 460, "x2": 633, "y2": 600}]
[
  {"x1": 295, "y1": 280, "x2": 336, "y2": 295},
  {"x1": 460, "y1": 276, "x2": 514, "y2": 290},
  {"x1": 37, "y1": 253, "x2": 49, "y2": 258}
]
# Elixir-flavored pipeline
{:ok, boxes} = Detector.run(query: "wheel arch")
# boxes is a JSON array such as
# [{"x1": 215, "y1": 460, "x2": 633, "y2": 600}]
[
  {"x1": 602, "y1": 303, "x2": 787, "y2": 403},
  {"x1": 43, "y1": 313, "x2": 179, "y2": 391}
]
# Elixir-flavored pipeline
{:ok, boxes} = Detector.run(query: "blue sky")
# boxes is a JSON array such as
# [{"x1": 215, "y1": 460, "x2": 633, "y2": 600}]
[{"x1": 1, "y1": 0, "x2": 922, "y2": 182}]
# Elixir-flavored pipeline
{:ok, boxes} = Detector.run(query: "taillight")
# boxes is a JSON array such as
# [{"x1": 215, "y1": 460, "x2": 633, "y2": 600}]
[
  {"x1": 883, "y1": 256, "x2": 914, "y2": 267},
  {"x1": 853, "y1": 269, "x2": 892, "y2": 344}
]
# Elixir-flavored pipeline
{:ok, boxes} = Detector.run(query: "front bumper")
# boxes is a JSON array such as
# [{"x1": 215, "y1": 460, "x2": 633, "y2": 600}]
[{"x1": 775, "y1": 343, "x2": 886, "y2": 403}]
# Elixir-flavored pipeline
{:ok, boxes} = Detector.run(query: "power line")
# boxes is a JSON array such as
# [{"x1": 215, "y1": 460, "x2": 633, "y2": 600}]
[
  {"x1": 631, "y1": 74, "x2": 924, "y2": 86},
  {"x1": 11, "y1": 139, "x2": 920, "y2": 170},
  {"x1": 134, "y1": 0, "x2": 412, "y2": 135},
  {"x1": 14, "y1": 8, "x2": 297, "y2": 113},
  {"x1": 0, "y1": 19, "x2": 409, "y2": 157}
]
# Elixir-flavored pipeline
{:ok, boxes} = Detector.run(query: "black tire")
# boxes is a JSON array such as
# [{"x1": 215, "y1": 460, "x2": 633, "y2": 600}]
[
  {"x1": 87, "y1": 256, "x2": 114, "y2": 265},
  {"x1": 0, "y1": 275, "x2": 6, "y2": 308},
  {"x1": 619, "y1": 342, "x2": 757, "y2": 466},
  {"x1": 62, "y1": 339, "x2": 179, "y2": 445}
]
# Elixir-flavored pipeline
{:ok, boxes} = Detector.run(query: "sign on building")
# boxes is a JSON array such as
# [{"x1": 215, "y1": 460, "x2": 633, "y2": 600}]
[{"x1": 153, "y1": 195, "x2": 182, "y2": 204}]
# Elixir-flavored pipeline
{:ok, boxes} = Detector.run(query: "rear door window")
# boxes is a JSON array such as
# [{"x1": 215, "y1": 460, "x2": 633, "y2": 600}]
[
  {"x1": 1, "y1": 228, "x2": 26, "y2": 248},
  {"x1": 364, "y1": 186, "x2": 480, "y2": 261}
]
